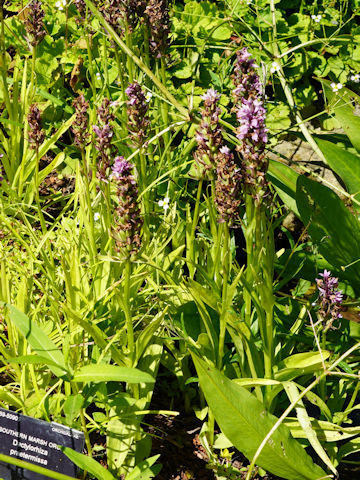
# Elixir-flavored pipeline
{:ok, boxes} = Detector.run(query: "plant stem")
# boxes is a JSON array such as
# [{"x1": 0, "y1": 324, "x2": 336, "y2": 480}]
[
  {"x1": 218, "y1": 223, "x2": 230, "y2": 370},
  {"x1": 319, "y1": 330, "x2": 327, "y2": 400},
  {"x1": 124, "y1": 259, "x2": 134, "y2": 362},
  {"x1": 80, "y1": 150, "x2": 97, "y2": 266},
  {"x1": 85, "y1": 30, "x2": 96, "y2": 98},
  {"x1": 160, "y1": 57, "x2": 171, "y2": 160},
  {"x1": 244, "y1": 194, "x2": 254, "y2": 327},
  {"x1": 188, "y1": 178, "x2": 203, "y2": 279},
  {"x1": 125, "y1": 23, "x2": 134, "y2": 83},
  {"x1": 0, "y1": 5, "x2": 12, "y2": 123},
  {"x1": 139, "y1": 150, "x2": 150, "y2": 239}
]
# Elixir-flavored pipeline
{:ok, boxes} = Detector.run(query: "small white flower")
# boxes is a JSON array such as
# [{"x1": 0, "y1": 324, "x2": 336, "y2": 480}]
[
  {"x1": 96, "y1": 72, "x2": 101, "y2": 80},
  {"x1": 311, "y1": 14, "x2": 322, "y2": 23},
  {"x1": 158, "y1": 197, "x2": 170, "y2": 210},
  {"x1": 145, "y1": 91, "x2": 153, "y2": 103},
  {"x1": 94, "y1": 212, "x2": 100, "y2": 221},
  {"x1": 270, "y1": 62, "x2": 280, "y2": 74},
  {"x1": 330, "y1": 82, "x2": 343, "y2": 93},
  {"x1": 331, "y1": 20, "x2": 338, "y2": 25},
  {"x1": 350, "y1": 74, "x2": 360, "y2": 83},
  {"x1": 55, "y1": 0, "x2": 66, "y2": 10}
]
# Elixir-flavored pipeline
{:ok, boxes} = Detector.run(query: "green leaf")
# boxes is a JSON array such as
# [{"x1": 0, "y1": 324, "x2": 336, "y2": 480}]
[
  {"x1": 135, "y1": 312, "x2": 164, "y2": 363},
  {"x1": 5, "y1": 304, "x2": 68, "y2": 378},
  {"x1": 338, "y1": 437, "x2": 360, "y2": 461},
  {"x1": 285, "y1": 418, "x2": 360, "y2": 442},
  {"x1": 24, "y1": 115, "x2": 76, "y2": 182},
  {"x1": 126, "y1": 455, "x2": 162, "y2": 480},
  {"x1": 267, "y1": 104, "x2": 292, "y2": 131},
  {"x1": 233, "y1": 378, "x2": 281, "y2": 387},
  {"x1": 284, "y1": 383, "x2": 337, "y2": 476},
  {"x1": 315, "y1": 137, "x2": 360, "y2": 204},
  {"x1": 61, "y1": 447, "x2": 116, "y2": 480},
  {"x1": 267, "y1": 160, "x2": 300, "y2": 216},
  {"x1": 278, "y1": 352, "x2": 330, "y2": 370},
  {"x1": 7, "y1": 355, "x2": 61, "y2": 368},
  {"x1": 192, "y1": 355, "x2": 326, "y2": 480},
  {"x1": 0, "y1": 388, "x2": 23, "y2": 409},
  {"x1": 211, "y1": 24, "x2": 232, "y2": 41},
  {"x1": 172, "y1": 60, "x2": 192, "y2": 79},
  {"x1": 72, "y1": 364, "x2": 155, "y2": 384},
  {"x1": 64, "y1": 394, "x2": 84, "y2": 425},
  {"x1": 322, "y1": 80, "x2": 360, "y2": 153},
  {"x1": 296, "y1": 175, "x2": 360, "y2": 292}
]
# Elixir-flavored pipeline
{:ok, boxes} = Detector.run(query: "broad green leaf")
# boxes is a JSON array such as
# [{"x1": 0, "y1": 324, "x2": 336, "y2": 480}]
[
  {"x1": 7, "y1": 355, "x2": 61, "y2": 368},
  {"x1": 64, "y1": 394, "x2": 84, "y2": 425},
  {"x1": 233, "y1": 378, "x2": 281, "y2": 387},
  {"x1": 192, "y1": 355, "x2": 326, "y2": 480},
  {"x1": 5, "y1": 304, "x2": 68, "y2": 378},
  {"x1": 135, "y1": 310, "x2": 165, "y2": 363},
  {"x1": 0, "y1": 387, "x2": 23, "y2": 409},
  {"x1": 126, "y1": 455, "x2": 161, "y2": 480},
  {"x1": 267, "y1": 103, "x2": 292, "y2": 131},
  {"x1": 72, "y1": 364, "x2": 155, "y2": 384},
  {"x1": 296, "y1": 175, "x2": 360, "y2": 292},
  {"x1": 211, "y1": 24, "x2": 232, "y2": 41},
  {"x1": 213, "y1": 433, "x2": 233, "y2": 449},
  {"x1": 315, "y1": 137, "x2": 360, "y2": 203},
  {"x1": 278, "y1": 352, "x2": 330, "y2": 369},
  {"x1": 187, "y1": 279, "x2": 220, "y2": 312},
  {"x1": 284, "y1": 383, "x2": 337, "y2": 476},
  {"x1": 39, "y1": 152, "x2": 66, "y2": 183},
  {"x1": 61, "y1": 447, "x2": 116, "y2": 480},
  {"x1": 322, "y1": 80, "x2": 360, "y2": 153},
  {"x1": 338, "y1": 437, "x2": 360, "y2": 461},
  {"x1": 267, "y1": 160, "x2": 300, "y2": 216},
  {"x1": 62, "y1": 305, "x2": 127, "y2": 366},
  {"x1": 23, "y1": 115, "x2": 75, "y2": 182},
  {"x1": 285, "y1": 418, "x2": 360, "y2": 442}
]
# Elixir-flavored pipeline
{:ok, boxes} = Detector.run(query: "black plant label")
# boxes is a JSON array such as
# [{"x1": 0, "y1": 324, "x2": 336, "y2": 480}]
[{"x1": 0, "y1": 407, "x2": 84, "y2": 479}]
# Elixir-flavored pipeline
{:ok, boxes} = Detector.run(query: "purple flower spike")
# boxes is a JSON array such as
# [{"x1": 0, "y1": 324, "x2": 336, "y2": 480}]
[
  {"x1": 145, "y1": 0, "x2": 170, "y2": 57},
  {"x1": 215, "y1": 146, "x2": 242, "y2": 227},
  {"x1": 27, "y1": 105, "x2": 45, "y2": 150},
  {"x1": 232, "y1": 47, "x2": 269, "y2": 204},
  {"x1": 194, "y1": 89, "x2": 241, "y2": 227},
  {"x1": 316, "y1": 269, "x2": 343, "y2": 329},
  {"x1": 72, "y1": 94, "x2": 89, "y2": 148},
  {"x1": 112, "y1": 156, "x2": 133, "y2": 178},
  {"x1": 201, "y1": 88, "x2": 221, "y2": 105},
  {"x1": 24, "y1": 1, "x2": 46, "y2": 47},
  {"x1": 112, "y1": 156, "x2": 142, "y2": 255},
  {"x1": 92, "y1": 98, "x2": 116, "y2": 182},
  {"x1": 194, "y1": 88, "x2": 223, "y2": 174},
  {"x1": 126, "y1": 82, "x2": 150, "y2": 146}
]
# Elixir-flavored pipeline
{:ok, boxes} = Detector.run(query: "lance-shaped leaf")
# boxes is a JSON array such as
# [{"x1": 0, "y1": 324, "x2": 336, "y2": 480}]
[
  {"x1": 192, "y1": 355, "x2": 326, "y2": 480},
  {"x1": 61, "y1": 447, "x2": 116, "y2": 480},
  {"x1": 72, "y1": 364, "x2": 155, "y2": 384},
  {"x1": 5, "y1": 303, "x2": 69, "y2": 378},
  {"x1": 296, "y1": 175, "x2": 360, "y2": 292}
]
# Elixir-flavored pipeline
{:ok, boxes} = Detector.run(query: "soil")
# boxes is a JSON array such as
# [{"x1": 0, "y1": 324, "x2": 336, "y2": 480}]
[
  {"x1": 145, "y1": 412, "x2": 288, "y2": 480},
  {"x1": 145, "y1": 412, "x2": 360, "y2": 480}
]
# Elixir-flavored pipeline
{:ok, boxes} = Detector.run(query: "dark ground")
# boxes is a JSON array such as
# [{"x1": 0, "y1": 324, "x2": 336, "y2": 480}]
[{"x1": 145, "y1": 411, "x2": 360, "y2": 479}]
